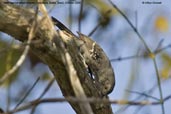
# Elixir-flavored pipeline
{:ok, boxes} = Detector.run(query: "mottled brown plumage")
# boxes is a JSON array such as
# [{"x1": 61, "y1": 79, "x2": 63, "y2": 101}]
[
  {"x1": 77, "y1": 32, "x2": 115, "y2": 95},
  {"x1": 52, "y1": 16, "x2": 115, "y2": 95}
]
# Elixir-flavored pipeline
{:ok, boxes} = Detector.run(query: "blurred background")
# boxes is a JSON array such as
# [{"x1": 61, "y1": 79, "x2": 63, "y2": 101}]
[{"x1": 0, "y1": 0, "x2": 171, "y2": 114}]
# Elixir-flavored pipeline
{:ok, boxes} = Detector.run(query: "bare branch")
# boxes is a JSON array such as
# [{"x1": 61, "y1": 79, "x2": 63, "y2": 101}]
[{"x1": 5, "y1": 95, "x2": 171, "y2": 114}]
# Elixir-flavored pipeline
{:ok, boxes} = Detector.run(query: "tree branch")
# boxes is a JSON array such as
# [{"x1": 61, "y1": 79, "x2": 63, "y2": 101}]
[{"x1": 0, "y1": 2, "x2": 113, "y2": 114}]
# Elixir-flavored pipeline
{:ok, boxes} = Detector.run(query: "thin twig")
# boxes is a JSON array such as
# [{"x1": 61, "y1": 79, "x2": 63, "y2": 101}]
[
  {"x1": 0, "y1": 26, "x2": 35, "y2": 85},
  {"x1": 14, "y1": 77, "x2": 40, "y2": 110},
  {"x1": 0, "y1": 46, "x2": 29, "y2": 85},
  {"x1": 155, "y1": 39, "x2": 164, "y2": 51},
  {"x1": 110, "y1": 55, "x2": 142, "y2": 62},
  {"x1": 108, "y1": 1, "x2": 165, "y2": 113},
  {"x1": 78, "y1": 0, "x2": 84, "y2": 32},
  {"x1": 38, "y1": 78, "x2": 55, "y2": 99},
  {"x1": 154, "y1": 44, "x2": 171, "y2": 54},
  {"x1": 133, "y1": 106, "x2": 144, "y2": 114},
  {"x1": 30, "y1": 78, "x2": 55, "y2": 114},
  {"x1": 115, "y1": 86, "x2": 156, "y2": 114},
  {"x1": 7, "y1": 95, "x2": 171, "y2": 114},
  {"x1": 88, "y1": 7, "x2": 112, "y2": 37},
  {"x1": 108, "y1": 0, "x2": 151, "y2": 53},
  {"x1": 110, "y1": 43, "x2": 171, "y2": 62},
  {"x1": 88, "y1": 22, "x2": 101, "y2": 37},
  {"x1": 68, "y1": 1, "x2": 73, "y2": 30},
  {"x1": 126, "y1": 90, "x2": 159, "y2": 101},
  {"x1": 153, "y1": 58, "x2": 165, "y2": 114}
]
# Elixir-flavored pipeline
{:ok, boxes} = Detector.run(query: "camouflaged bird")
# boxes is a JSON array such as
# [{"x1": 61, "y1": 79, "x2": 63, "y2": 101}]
[{"x1": 52, "y1": 16, "x2": 115, "y2": 95}]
